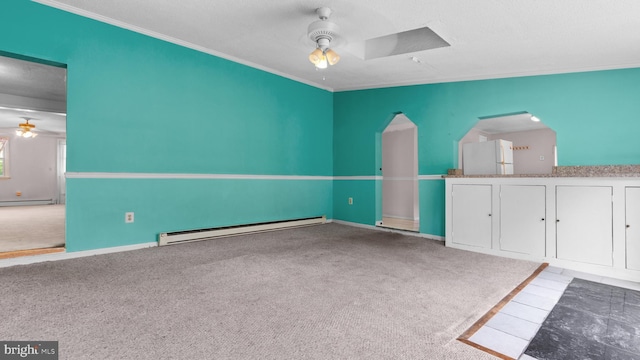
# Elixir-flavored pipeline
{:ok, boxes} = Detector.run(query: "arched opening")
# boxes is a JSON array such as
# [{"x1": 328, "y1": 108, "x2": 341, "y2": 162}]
[
  {"x1": 458, "y1": 112, "x2": 556, "y2": 175},
  {"x1": 378, "y1": 113, "x2": 419, "y2": 231}
]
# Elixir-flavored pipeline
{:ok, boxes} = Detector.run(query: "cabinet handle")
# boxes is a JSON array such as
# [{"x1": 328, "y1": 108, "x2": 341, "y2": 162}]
[
  {"x1": 627, "y1": 224, "x2": 631, "y2": 228},
  {"x1": 556, "y1": 219, "x2": 560, "y2": 222},
  {"x1": 541, "y1": 218, "x2": 545, "y2": 221},
  {"x1": 488, "y1": 214, "x2": 492, "y2": 217}
]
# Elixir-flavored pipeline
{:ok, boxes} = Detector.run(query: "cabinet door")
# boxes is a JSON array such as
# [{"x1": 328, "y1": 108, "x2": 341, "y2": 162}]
[
  {"x1": 500, "y1": 185, "x2": 546, "y2": 256},
  {"x1": 452, "y1": 184, "x2": 492, "y2": 248},
  {"x1": 556, "y1": 186, "x2": 613, "y2": 266},
  {"x1": 626, "y1": 187, "x2": 640, "y2": 271}
]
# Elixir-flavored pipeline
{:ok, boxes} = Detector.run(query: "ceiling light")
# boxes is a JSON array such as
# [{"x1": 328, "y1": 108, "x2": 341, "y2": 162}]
[
  {"x1": 315, "y1": 54, "x2": 328, "y2": 69},
  {"x1": 16, "y1": 118, "x2": 38, "y2": 138},
  {"x1": 325, "y1": 49, "x2": 340, "y2": 66},
  {"x1": 307, "y1": 7, "x2": 340, "y2": 69},
  {"x1": 17, "y1": 130, "x2": 37, "y2": 138},
  {"x1": 531, "y1": 115, "x2": 541, "y2": 122},
  {"x1": 308, "y1": 48, "x2": 323, "y2": 64}
]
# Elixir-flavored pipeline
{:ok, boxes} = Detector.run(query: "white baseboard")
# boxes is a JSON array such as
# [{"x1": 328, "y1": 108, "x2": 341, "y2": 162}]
[
  {"x1": 0, "y1": 200, "x2": 54, "y2": 207},
  {"x1": 0, "y1": 242, "x2": 158, "y2": 268},
  {"x1": 330, "y1": 219, "x2": 444, "y2": 241}
]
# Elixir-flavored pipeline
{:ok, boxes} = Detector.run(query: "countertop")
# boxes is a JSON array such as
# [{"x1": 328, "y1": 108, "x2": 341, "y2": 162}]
[{"x1": 444, "y1": 165, "x2": 640, "y2": 178}]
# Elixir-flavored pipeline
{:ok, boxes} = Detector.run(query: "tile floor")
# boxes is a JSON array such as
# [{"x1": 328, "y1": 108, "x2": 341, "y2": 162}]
[
  {"x1": 525, "y1": 278, "x2": 640, "y2": 359},
  {"x1": 466, "y1": 266, "x2": 640, "y2": 360}
]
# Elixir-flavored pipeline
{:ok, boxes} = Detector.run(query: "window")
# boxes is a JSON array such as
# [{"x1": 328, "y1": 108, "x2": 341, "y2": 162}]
[{"x1": 0, "y1": 137, "x2": 7, "y2": 177}]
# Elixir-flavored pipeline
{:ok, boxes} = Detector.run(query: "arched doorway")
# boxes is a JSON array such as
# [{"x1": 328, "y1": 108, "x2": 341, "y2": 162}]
[{"x1": 379, "y1": 114, "x2": 419, "y2": 231}]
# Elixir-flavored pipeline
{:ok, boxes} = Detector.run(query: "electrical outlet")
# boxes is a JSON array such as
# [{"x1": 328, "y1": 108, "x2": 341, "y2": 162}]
[
  {"x1": 125, "y1": 212, "x2": 134, "y2": 223},
  {"x1": 348, "y1": 197, "x2": 353, "y2": 205}
]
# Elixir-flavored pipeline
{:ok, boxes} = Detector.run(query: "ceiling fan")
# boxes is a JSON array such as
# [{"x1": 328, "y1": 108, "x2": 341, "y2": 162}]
[
  {"x1": 307, "y1": 7, "x2": 341, "y2": 69},
  {"x1": 16, "y1": 117, "x2": 39, "y2": 138},
  {"x1": 5, "y1": 117, "x2": 62, "y2": 138}
]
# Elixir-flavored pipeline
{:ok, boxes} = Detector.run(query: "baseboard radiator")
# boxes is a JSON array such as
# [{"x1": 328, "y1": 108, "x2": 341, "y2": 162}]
[
  {"x1": 0, "y1": 199, "x2": 54, "y2": 207},
  {"x1": 158, "y1": 216, "x2": 326, "y2": 246}
]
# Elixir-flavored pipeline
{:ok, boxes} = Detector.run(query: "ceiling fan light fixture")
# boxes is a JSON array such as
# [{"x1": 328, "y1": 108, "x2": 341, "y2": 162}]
[
  {"x1": 16, "y1": 118, "x2": 38, "y2": 138},
  {"x1": 325, "y1": 49, "x2": 340, "y2": 65},
  {"x1": 16, "y1": 129, "x2": 37, "y2": 138},
  {"x1": 309, "y1": 48, "x2": 323, "y2": 65},
  {"x1": 307, "y1": 7, "x2": 340, "y2": 69},
  {"x1": 316, "y1": 54, "x2": 328, "y2": 69}
]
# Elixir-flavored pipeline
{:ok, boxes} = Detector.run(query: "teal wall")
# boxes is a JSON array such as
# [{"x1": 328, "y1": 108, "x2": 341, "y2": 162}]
[
  {"x1": 2, "y1": 0, "x2": 333, "y2": 251},
  {"x1": 334, "y1": 68, "x2": 640, "y2": 236},
  {"x1": 5, "y1": 0, "x2": 640, "y2": 249},
  {"x1": 67, "y1": 178, "x2": 332, "y2": 250}
]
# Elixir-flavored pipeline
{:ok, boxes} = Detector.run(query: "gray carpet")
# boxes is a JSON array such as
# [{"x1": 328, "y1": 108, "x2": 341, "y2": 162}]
[
  {"x1": 0, "y1": 204, "x2": 65, "y2": 252},
  {"x1": 0, "y1": 223, "x2": 540, "y2": 359}
]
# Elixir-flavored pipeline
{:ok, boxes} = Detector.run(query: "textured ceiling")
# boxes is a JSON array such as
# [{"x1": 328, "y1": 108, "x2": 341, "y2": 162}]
[
  {"x1": 28, "y1": 0, "x2": 640, "y2": 91},
  {"x1": 0, "y1": 56, "x2": 66, "y2": 102},
  {"x1": 475, "y1": 113, "x2": 550, "y2": 135},
  {"x1": 0, "y1": 56, "x2": 66, "y2": 135}
]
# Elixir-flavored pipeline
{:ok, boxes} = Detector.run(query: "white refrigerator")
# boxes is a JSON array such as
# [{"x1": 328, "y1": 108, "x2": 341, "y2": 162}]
[{"x1": 462, "y1": 139, "x2": 514, "y2": 175}]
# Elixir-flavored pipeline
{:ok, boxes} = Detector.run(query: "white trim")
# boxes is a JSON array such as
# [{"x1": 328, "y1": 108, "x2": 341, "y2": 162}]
[
  {"x1": 418, "y1": 175, "x2": 445, "y2": 180},
  {"x1": 32, "y1": 0, "x2": 333, "y2": 92},
  {"x1": 331, "y1": 219, "x2": 444, "y2": 241},
  {"x1": 65, "y1": 172, "x2": 446, "y2": 181},
  {"x1": 0, "y1": 242, "x2": 157, "y2": 268},
  {"x1": 66, "y1": 172, "x2": 333, "y2": 180},
  {"x1": 336, "y1": 63, "x2": 640, "y2": 92},
  {"x1": 382, "y1": 177, "x2": 417, "y2": 181},
  {"x1": 334, "y1": 176, "x2": 382, "y2": 180}
]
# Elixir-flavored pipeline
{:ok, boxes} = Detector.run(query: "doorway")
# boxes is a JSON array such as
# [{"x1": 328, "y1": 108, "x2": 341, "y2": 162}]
[
  {"x1": 379, "y1": 114, "x2": 419, "y2": 232},
  {"x1": 58, "y1": 139, "x2": 66, "y2": 204},
  {"x1": 0, "y1": 53, "x2": 67, "y2": 256}
]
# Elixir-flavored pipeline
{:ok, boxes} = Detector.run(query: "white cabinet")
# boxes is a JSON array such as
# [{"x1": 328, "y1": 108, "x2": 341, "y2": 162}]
[
  {"x1": 446, "y1": 177, "x2": 640, "y2": 282},
  {"x1": 499, "y1": 185, "x2": 546, "y2": 256},
  {"x1": 626, "y1": 187, "x2": 640, "y2": 271},
  {"x1": 556, "y1": 186, "x2": 613, "y2": 266},
  {"x1": 451, "y1": 184, "x2": 492, "y2": 248}
]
